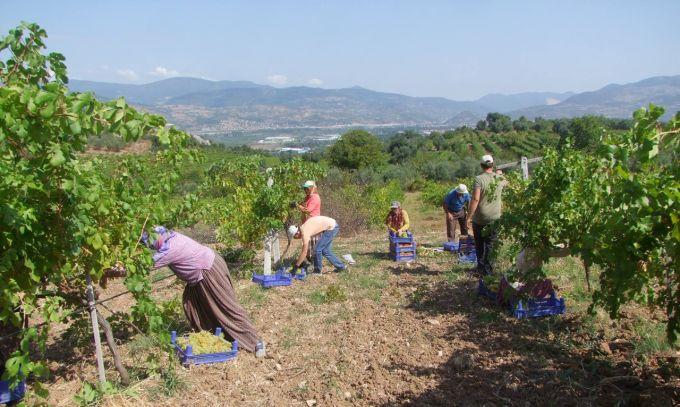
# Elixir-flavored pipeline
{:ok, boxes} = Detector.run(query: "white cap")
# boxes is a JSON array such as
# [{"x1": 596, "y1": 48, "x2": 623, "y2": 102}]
[
  {"x1": 481, "y1": 154, "x2": 494, "y2": 165},
  {"x1": 287, "y1": 225, "x2": 299, "y2": 237},
  {"x1": 302, "y1": 180, "x2": 316, "y2": 188},
  {"x1": 456, "y1": 184, "x2": 468, "y2": 194}
]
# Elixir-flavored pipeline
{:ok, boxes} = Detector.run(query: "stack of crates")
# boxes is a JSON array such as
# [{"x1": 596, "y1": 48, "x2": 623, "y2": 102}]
[
  {"x1": 458, "y1": 236, "x2": 477, "y2": 263},
  {"x1": 389, "y1": 232, "x2": 417, "y2": 262}
]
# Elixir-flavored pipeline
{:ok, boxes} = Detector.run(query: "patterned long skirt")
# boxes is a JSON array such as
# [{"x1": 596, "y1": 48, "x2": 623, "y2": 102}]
[{"x1": 182, "y1": 253, "x2": 260, "y2": 352}]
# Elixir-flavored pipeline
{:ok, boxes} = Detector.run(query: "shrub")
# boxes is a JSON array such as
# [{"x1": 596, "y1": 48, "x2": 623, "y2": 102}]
[
  {"x1": 420, "y1": 180, "x2": 451, "y2": 208},
  {"x1": 320, "y1": 178, "x2": 404, "y2": 235}
]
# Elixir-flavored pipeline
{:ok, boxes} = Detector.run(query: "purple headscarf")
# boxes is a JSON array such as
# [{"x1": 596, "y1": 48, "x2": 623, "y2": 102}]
[{"x1": 141, "y1": 226, "x2": 176, "y2": 262}]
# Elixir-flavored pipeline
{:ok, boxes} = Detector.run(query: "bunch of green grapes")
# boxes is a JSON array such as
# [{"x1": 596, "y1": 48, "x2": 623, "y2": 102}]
[
  {"x1": 177, "y1": 331, "x2": 232, "y2": 354},
  {"x1": 417, "y1": 247, "x2": 442, "y2": 258}
]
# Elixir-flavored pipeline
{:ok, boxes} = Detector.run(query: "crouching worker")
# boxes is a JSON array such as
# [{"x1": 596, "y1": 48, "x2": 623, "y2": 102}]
[
  {"x1": 288, "y1": 216, "x2": 346, "y2": 274},
  {"x1": 141, "y1": 227, "x2": 266, "y2": 357},
  {"x1": 385, "y1": 201, "x2": 410, "y2": 237}
]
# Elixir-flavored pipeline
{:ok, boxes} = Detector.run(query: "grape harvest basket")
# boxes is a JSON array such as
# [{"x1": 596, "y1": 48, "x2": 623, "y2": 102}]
[
  {"x1": 477, "y1": 279, "x2": 566, "y2": 319},
  {"x1": 171, "y1": 328, "x2": 238, "y2": 366}
]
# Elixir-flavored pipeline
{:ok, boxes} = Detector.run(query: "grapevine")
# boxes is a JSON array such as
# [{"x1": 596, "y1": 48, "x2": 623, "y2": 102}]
[
  {"x1": 195, "y1": 156, "x2": 325, "y2": 248},
  {"x1": 502, "y1": 104, "x2": 680, "y2": 341},
  {"x1": 0, "y1": 22, "x2": 194, "y2": 390}
]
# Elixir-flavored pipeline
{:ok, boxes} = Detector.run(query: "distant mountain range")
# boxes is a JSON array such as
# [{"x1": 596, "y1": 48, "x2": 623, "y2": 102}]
[
  {"x1": 509, "y1": 76, "x2": 680, "y2": 120},
  {"x1": 68, "y1": 75, "x2": 680, "y2": 133}
]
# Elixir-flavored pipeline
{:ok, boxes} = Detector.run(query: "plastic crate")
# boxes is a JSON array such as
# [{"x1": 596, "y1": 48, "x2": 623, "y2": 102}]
[
  {"x1": 0, "y1": 380, "x2": 25, "y2": 404},
  {"x1": 390, "y1": 243, "x2": 416, "y2": 253},
  {"x1": 458, "y1": 237, "x2": 475, "y2": 251},
  {"x1": 252, "y1": 270, "x2": 293, "y2": 288},
  {"x1": 171, "y1": 328, "x2": 238, "y2": 366},
  {"x1": 391, "y1": 253, "x2": 416, "y2": 262},
  {"x1": 477, "y1": 279, "x2": 566, "y2": 319},
  {"x1": 389, "y1": 232, "x2": 414, "y2": 244},
  {"x1": 458, "y1": 250, "x2": 477, "y2": 264},
  {"x1": 390, "y1": 242, "x2": 416, "y2": 260},
  {"x1": 443, "y1": 241, "x2": 459, "y2": 252},
  {"x1": 511, "y1": 293, "x2": 566, "y2": 319}
]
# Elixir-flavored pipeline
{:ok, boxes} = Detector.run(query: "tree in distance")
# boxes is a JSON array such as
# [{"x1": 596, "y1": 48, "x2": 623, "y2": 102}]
[{"x1": 326, "y1": 129, "x2": 388, "y2": 170}]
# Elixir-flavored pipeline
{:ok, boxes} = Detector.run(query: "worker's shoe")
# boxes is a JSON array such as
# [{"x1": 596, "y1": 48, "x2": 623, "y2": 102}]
[
  {"x1": 255, "y1": 341, "x2": 266, "y2": 358},
  {"x1": 333, "y1": 266, "x2": 347, "y2": 273}
]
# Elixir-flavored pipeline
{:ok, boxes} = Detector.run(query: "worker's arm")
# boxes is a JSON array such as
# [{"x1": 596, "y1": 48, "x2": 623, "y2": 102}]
[
  {"x1": 297, "y1": 203, "x2": 310, "y2": 213},
  {"x1": 466, "y1": 188, "x2": 481, "y2": 223},
  {"x1": 295, "y1": 238, "x2": 309, "y2": 267},
  {"x1": 401, "y1": 210, "x2": 410, "y2": 232},
  {"x1": 386, "y1": 214, "x2": 397, "y2": 233},
  {"x1": 442, "y1": 197, "x2": 452, "y2": 214}
]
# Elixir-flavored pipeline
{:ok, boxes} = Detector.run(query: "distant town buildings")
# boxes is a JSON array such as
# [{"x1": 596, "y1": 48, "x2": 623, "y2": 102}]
[
  {"x1": 257, "y1": 136, "x2": 295, "y2": 144},
  {"x1": 311, "y1": 134, "x2": 340, "y2": 141},
  {"x1": 279, "y1": 147, "x2": 310, "y2": 154}
]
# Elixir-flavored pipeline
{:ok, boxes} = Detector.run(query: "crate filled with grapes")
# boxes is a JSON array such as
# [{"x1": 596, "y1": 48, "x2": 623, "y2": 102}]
[{"x1": 171, "y1": 328, "x2": 238, "y2": 366}]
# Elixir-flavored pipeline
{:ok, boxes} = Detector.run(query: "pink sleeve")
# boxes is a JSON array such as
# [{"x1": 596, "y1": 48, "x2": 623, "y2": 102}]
[{"x1": 306, "y1": 194, "x2": 321, "y2": 217}]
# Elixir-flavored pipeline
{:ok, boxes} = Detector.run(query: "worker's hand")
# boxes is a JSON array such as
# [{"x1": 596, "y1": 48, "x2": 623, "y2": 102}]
[
  {"x1": 297, "y1": 204, "x2": 306, "y2": 211},
  {"x1": 446, "y1": 212, "x2": 454, "y2": 221}
]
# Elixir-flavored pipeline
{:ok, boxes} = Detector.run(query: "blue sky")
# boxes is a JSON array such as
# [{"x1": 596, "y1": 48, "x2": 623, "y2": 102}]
[{"x1": 2, "y1": 0, "x2": 679, "y2": 100}]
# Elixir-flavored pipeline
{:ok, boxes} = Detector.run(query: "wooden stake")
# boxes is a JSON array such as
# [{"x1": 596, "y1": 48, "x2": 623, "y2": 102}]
[
  {"x1": 86, "y1": 275, "x2": 106, "y2": 383},
  {"x1": 521, "y1": 156, "x2": 529, "y2": 180},
  {"x1": 263, "y1": 235, "x2": 272, "y2": 275}
]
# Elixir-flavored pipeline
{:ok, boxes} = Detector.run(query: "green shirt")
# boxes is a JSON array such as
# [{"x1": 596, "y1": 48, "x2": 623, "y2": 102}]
[{"x1": 472, "y1": 172, "x2": 505, "y2": 225}]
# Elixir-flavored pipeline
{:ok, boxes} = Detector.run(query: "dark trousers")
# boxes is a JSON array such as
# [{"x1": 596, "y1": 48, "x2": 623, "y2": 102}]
[
  {"x1": 472, "y1": 222, "x2": 498, "y2": 275},
  {"x1": 445, "y1": 209, "x2": 468, "y2": 242}
]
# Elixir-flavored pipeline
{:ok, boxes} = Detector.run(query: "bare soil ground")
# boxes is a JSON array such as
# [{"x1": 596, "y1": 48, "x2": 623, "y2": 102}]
[{"x1": 40, "y1": 193, "x2": 679, "y2": 406}]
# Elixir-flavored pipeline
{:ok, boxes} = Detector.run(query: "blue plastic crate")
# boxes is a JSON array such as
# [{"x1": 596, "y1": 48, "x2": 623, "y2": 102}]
[
  {"x1": 171, "y1": 328, "x2": 238, "y2": 366},
  {"x1": 458, "y1": 237, "x2": 475, "y2": 251},
  {"x1": 390, "y1": 251, "x2": 416, "y2": 262},
  {"x1": 390, "y1": 243, "x2": 416, "y2": 253},
  {"x1": 0, "y1": 380, "x2": 25, "y2": 404},
  {"x1": 252, "y1": 270, "x2": 293, "y2": 288},
  {"x1": 458, "y1": 250, "x2": 477, "y2": 264},
  {"x1": 443, "y1": 241, "x2": 459, "y2": 252},
  {"x1": 389, "y1": 232, "x2": 414, "y2": 244},
  {"x1": 477, "y1": 279, "x2": 566, "y2": 319},
  {"x1": 512, "y1": 293, "x2": 566, "y2": 319}
]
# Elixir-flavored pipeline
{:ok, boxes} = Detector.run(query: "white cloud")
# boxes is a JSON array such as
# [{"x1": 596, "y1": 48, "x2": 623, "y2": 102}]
[
  {"x1": 307, "y1": 78, "x2": 323, "y2": 87},
  {"x1": 149, "y1": 66, "x2": 180, "y2": 78},
  {"x1": 116, "y1": 69, "x2": 138, "y2": 81},
  {"x1": 545, "y1": 97, "x2": 561, "y2": 105},
  {"x1": 267, "y1": 74, "x2": 288, "y2": 86}
]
